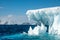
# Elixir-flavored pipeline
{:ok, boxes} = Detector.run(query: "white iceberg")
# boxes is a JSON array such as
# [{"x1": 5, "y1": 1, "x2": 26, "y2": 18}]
[
  {"x1": 28, "y1": 23, "x2": 47, "y2": 36},
  {"x1": 26, "y1": 6, "x2": 60, "y2": 27},
  {"x1": 26, "y1": 6, "x2": 60, "y2": 35}
]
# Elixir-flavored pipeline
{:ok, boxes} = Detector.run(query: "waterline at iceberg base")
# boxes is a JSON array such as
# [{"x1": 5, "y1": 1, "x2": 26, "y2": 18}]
[{"x1": 0, "y1": 24, "x2": 60, "y2": 40}]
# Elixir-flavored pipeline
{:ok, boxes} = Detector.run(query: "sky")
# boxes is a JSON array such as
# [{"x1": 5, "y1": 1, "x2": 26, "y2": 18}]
[
  {"x1": 0, "y1": 0, "x2": 60, "y2": 16},
  {"x1": 0, "y1": 0, "x2": 60, "y2": 24}
]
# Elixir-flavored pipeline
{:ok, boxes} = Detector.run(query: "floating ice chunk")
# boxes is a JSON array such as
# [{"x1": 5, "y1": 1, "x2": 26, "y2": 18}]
[
  {"x1": 28, "y1": 25, "x2": 40, "y2": 36},
  {"x1": 23, "y1": 32, "x2": 27, "y2": 35},
  {"x1": 28, "y1": 26, "x2": 33, "y2": 35},
  {"x1": 39, "y1": 23, "x2": 47, "y2": 34},
  {"x1": 28, "y1": 23, "x2": 47, "y2": 36},
  {"x1": 32, "y1": 25, "x2": 40, "y2": 35}
]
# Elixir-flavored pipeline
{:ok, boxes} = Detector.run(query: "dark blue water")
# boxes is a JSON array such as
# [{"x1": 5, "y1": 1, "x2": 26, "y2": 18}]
[
  {"x1": 0, "y1": 25, "x2": 36, "y2": 39},
  {"x1": 0, "y1": 25, "x2": 36, "y2": 36}
]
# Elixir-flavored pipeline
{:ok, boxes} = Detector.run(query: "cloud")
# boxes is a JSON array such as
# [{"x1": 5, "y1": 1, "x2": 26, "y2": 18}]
[{"x1": 0, "y1": 15, "x2": 29, "y2": 24}]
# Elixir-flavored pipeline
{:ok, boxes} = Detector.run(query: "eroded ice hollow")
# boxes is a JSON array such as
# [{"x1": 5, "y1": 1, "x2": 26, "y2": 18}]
[{"x1": 26, "y1": 6, "x2": 60, "y2": 35}]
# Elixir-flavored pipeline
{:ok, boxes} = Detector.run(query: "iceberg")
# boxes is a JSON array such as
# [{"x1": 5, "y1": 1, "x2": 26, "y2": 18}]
[
  {"x1": 28, "y1": 26, "x2": 33, "y2": 35},
  {"x1": 49, "y1": 15, "x2": 60, "y2": 36},
  {"x1": 26, "y1": 6, "x2": 60, "y2": 27},
  {"x1": 26, "y1": 6, "x2": 60, "y2": 35},
  {"x1": 28, "y1": 23, "x2": 47, "y2": 36}
]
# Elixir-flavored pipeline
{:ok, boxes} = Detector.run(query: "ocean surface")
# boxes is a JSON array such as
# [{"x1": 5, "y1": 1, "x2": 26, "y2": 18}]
[{"x1": 0, "y1": 25, "x2": 60, "y2": 40}]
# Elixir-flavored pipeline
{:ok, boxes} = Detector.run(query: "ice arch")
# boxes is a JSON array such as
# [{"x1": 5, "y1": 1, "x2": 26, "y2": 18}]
[{"x1": 26, "y1": 6, "x2": 60, "y2": 32}]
